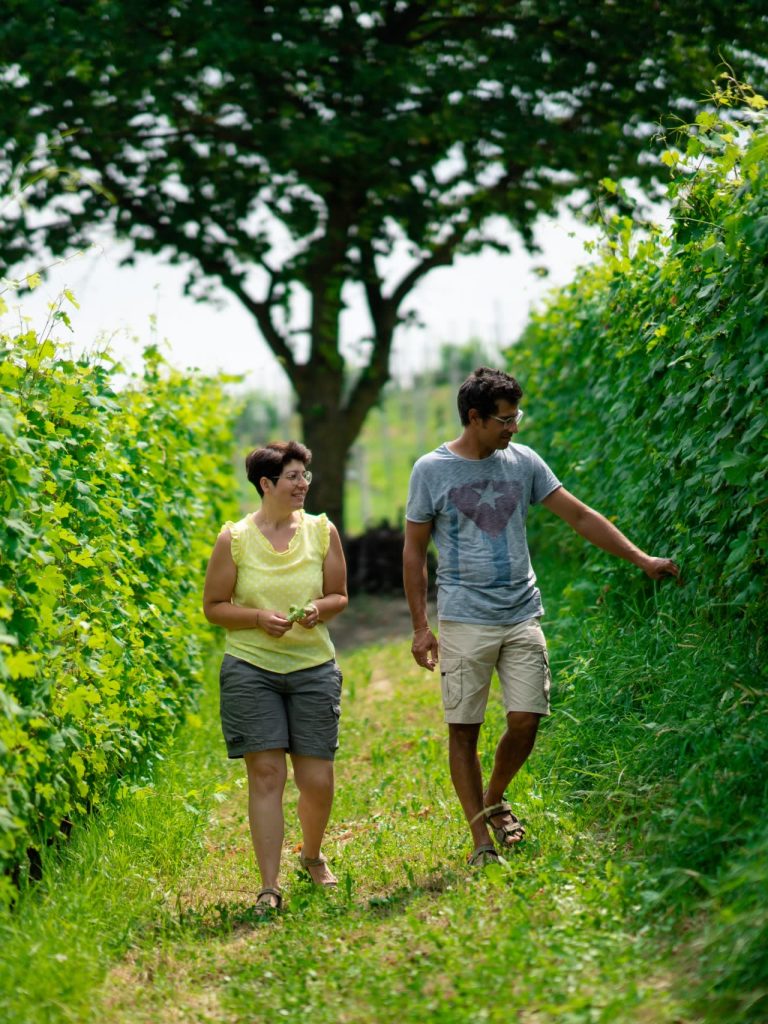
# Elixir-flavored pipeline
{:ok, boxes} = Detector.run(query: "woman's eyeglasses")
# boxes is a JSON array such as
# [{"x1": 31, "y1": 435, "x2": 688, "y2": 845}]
[{"x1": 270, "y1": 470, "x2": 312, "y2": 484}]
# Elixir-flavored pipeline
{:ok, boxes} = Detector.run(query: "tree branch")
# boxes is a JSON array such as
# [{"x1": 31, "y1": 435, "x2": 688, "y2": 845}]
[
  {"x1": 92, "y1": 161, "x2": 297, "y2": 372},
  {"x1": 388, "y1": 236, "x2": 458, "y2": 311},
  {"x1": 222, "y1": 265, "x2": 298, "y2": 373}
]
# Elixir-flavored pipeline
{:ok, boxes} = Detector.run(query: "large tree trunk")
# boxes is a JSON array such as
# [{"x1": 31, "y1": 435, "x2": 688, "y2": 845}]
[
  {"x1": 301, "y1": 404, "x2": 350, "y2": 533},
  {"x1": 292, "y1": 333, "x2": 395, "y2": 534},
  {"x1": 292, "y1": 359, "x2": 352, "y2": 532},
  {"x1": 288, "y1": 221, "x2": 400, "y2": 533}
]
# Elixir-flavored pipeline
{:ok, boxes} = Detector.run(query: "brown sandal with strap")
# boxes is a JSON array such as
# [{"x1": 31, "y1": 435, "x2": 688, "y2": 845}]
[
  {"x1": 467, "y1": 843, "x2": 502, "y2": 867},
  {"x1": 253, "y1": 886, "x2": 283, "y2": 918},
  {"x1": 298, "y1": 851, "x2": 338, "y2": 887},
  {"x1": 470, "y1": 799, "x2": 526, "y2": 848}
]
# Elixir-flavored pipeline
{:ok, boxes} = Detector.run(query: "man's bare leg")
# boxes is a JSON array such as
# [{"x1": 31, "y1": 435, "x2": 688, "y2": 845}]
[
  {"x1": 448, "y1": 723, "x2": 494, "y2": 850},
  {"x1": 484, "y1": 710, "x2": 540, "y2": 844}
]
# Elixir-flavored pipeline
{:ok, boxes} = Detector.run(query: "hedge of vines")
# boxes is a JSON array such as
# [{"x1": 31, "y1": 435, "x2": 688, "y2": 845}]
[
  {"x1": 0, "y1": 322, "x2": 236, "y2": 896},
  {"x1": 514, "y1": 91, "x2": 768, "y2": 629},
  {"x1": 512, "y1": 88, "x2": 768, "y2": 1021}
]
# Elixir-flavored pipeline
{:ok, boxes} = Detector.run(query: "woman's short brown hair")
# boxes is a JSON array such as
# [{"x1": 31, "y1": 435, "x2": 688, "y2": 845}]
[{"x1": 245, "y1": 441, "x2": 312, "y2": 497}]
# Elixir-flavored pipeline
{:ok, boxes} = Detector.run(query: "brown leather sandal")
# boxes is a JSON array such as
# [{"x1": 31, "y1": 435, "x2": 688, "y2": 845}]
[
  {"x1": 467, "y1": 843, "x2": 502, "y2": 867},
  {"x1": 471, "y1": 799, "x2": 526, "y2": 848},
  {"x1": 253, "y1": 886, "x2": 283, "y2": 918},
  {"x1": 298, "y1": 851, "x2": 338, "y2": 887}
]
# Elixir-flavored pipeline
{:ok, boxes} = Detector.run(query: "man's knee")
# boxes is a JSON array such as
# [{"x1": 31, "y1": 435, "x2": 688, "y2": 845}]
[
  {"x1": 505, "y1": 710, "x2": 541, "y2": 736},
  {"x1": 448, "y1": 722, "x2": 482, "y2": 748}
]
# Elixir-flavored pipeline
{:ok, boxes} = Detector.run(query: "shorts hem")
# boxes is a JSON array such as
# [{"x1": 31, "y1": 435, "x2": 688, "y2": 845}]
[
  {"x1": 444, "y1": 705, "x2": 550, "y2": 724},
  {"x1": 226, "y1": 738, "x2": 289, "y2": 759},
  {"x1": 503, "y1": 704, "x2": 551, "y2": 717},
  {"x1": 226, "y1": 742, "x2": 338, "y2": 761},
  {"x1": 291, "y1": 748, "x2": 338, "y2": 761}
]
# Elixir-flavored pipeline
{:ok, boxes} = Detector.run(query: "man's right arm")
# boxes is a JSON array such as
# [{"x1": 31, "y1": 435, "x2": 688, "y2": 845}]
[{"x1": 403, "y1": 519, "x2": 439, "y2": 671}]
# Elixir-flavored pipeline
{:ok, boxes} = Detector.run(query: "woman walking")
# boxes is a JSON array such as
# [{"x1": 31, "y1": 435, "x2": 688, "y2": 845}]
[{"x1": 203, "y1": 441, "x2": 348, "y2": 915}]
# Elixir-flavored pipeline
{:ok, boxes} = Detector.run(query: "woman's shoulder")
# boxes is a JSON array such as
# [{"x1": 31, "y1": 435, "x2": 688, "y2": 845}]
[
  {"x1": 301, "y1": 511, "x2": 332, "y2": 550},
  {"x1": 221, "y1": 513, "x2": 255, "y2": 559},
  {"x1": 222, "y1": 513, "x2": 254, "y2": 537}
]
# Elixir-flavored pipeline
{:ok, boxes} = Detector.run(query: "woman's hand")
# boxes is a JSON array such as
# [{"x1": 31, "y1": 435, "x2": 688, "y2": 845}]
[
  {"x1": 296, "y1": 602, "x2": 320, "y2": 629},
  {"x1": 257, "y1": 610, "x2": 293, "y2": 637}
]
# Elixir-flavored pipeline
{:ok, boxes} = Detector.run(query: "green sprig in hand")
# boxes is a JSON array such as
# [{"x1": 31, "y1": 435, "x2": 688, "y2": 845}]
[{"x1": 288, "y1": 604, "x2": 314, "y2": 623}]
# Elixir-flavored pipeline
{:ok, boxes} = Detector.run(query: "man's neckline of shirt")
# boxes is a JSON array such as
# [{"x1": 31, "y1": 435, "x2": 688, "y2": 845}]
[{"x1": 443, "y1": 442, "x2": 512, "y2": 461}]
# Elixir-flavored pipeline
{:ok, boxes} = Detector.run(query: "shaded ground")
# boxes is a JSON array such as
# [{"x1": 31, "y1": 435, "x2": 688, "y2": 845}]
[{"x1": 328, "y1": 593, "x2": 437, "y2": 651}]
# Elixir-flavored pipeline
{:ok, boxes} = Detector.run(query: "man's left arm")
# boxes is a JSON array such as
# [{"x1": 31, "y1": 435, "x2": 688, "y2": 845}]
[{"x1": 541, "y1": 487, "x2": 680, "y2": 581}]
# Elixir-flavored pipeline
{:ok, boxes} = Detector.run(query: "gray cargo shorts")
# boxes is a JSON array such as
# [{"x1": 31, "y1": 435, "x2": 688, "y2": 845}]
[{"x1": 219, "y1": 654, "x2": 342, "y2": 760}]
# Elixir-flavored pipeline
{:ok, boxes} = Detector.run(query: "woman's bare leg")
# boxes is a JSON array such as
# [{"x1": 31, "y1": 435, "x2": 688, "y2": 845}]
[{"x1": 291, "y1": 754, "x2": 336, "y2": 884}]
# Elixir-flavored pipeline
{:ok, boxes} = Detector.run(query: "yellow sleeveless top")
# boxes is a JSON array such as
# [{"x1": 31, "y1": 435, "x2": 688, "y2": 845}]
[{"x1": 223, "y1": 510, "x2": 335, "y2": 672}]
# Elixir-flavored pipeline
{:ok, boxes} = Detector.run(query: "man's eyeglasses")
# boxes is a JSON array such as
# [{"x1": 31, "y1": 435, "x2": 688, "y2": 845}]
[
  {"x1": 270, "y1": 470, "x2": 313, "y2": 484},
  {"x1": 488, "y1": 410, "x2": 524, "y2": 428}
]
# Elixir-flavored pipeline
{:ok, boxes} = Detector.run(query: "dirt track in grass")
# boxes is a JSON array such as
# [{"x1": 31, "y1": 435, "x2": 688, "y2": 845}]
[{"x1": 327, "y1": 593, "x2": 437, "y2": 652}]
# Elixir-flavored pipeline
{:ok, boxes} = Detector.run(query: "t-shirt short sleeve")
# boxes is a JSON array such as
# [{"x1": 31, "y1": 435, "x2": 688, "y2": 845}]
[
  {"x1": 405, "y1": 457, "x2": 436, "y2": 522},
  {"x1": 530, "y1": 451, "x2": 561, "y2": 504}
]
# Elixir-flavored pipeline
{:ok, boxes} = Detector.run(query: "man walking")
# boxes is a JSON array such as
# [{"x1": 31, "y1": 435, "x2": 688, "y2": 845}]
[{"x1": 403, "y1": 367, "x2": 679, "y2": 866}]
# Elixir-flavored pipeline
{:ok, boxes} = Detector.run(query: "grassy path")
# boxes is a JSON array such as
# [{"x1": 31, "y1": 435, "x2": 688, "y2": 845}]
[{"x1": 1, "y1": 617, "x2": 697, "y2": 1024}]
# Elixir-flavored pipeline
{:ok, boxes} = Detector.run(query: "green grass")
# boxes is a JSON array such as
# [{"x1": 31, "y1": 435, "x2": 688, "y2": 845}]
[
  {"x1": 0, "y1": 647, "x2": 230, "y2": 1022},
  {"x1": 0, "y1": 602, "x2": 693, "y2": 1023},
  {"x1": 1, "y1": 516, "x2": 764, "y2": 1022}
]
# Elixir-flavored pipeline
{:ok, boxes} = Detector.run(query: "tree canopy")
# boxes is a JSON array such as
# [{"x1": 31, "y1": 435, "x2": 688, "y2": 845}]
[{"x1": 1, "y1": 0, "x2": 766, "y2": 527}]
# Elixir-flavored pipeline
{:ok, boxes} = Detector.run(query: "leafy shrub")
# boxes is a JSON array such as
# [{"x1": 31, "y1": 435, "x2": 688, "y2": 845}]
[
  {"x1": 513, "y1": 86, "x2": 768, "y2": 1021},
  {"x1": 0, "y1": 322, "x2": 236, "y2": 896},
  {"x1": 515, "y1": 90, "x2": 768, "y2": 629}
]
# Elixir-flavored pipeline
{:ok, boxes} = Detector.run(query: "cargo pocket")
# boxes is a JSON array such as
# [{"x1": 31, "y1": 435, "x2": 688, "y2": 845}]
[
  {"x1": 542, "y1": 648, "x2": 552, "y2": 704},
  {"x1": 440, "y1": 657, "x2": 463, "y2": 710},
  {"x1": 329, "y1": 701, "x2": 341, "y2": 751}
]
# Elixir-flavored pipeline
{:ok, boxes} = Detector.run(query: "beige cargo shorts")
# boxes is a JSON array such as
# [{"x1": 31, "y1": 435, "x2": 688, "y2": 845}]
[{"x1": 437, "y1": 617, "x2": 552, "y2": 724}]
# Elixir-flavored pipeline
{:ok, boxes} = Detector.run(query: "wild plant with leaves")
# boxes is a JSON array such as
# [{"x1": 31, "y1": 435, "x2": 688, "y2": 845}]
[{"x1": 517, "y1": 77, "x2": 768, "y2": 628}]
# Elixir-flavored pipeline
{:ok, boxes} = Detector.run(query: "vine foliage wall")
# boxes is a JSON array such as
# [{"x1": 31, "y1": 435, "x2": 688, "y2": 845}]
[
  {"x1": 512, "y1": 82, "x2": 768, "y2": 1019},
  {"x1": 515, "y1": 82, "x2": 768, "y2": 629},
  {"x1": 0, "y1": 320, "x2": 236, "y2": 896}
]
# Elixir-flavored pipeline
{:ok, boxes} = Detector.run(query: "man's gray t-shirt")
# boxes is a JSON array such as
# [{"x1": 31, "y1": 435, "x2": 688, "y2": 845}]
[{"x1": 406, "y1": 443, "x2": 561, "y2": 625}]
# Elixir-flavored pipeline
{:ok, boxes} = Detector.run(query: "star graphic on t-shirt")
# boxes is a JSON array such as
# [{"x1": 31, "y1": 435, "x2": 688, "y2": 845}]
[
  {"x1": 474, "y1": 481, "x2": 505, "y2": 510},
  {"x1": 448, "y1": 479, "x2": 523, "y2": 538}
]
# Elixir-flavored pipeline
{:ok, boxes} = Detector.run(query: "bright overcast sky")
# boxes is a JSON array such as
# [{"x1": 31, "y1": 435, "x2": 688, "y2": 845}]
[{"x1": 8, "y1": 208, "x2": 598, "y2": 404}]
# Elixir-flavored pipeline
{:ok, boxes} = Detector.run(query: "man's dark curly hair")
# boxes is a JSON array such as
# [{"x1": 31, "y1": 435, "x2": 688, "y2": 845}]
[
  {"x1": 456, "y1": 366, "x2": 523, "y2": 425},
  {"x1": 245, "y1": 440, "x2": 312, "y2": 497}
]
